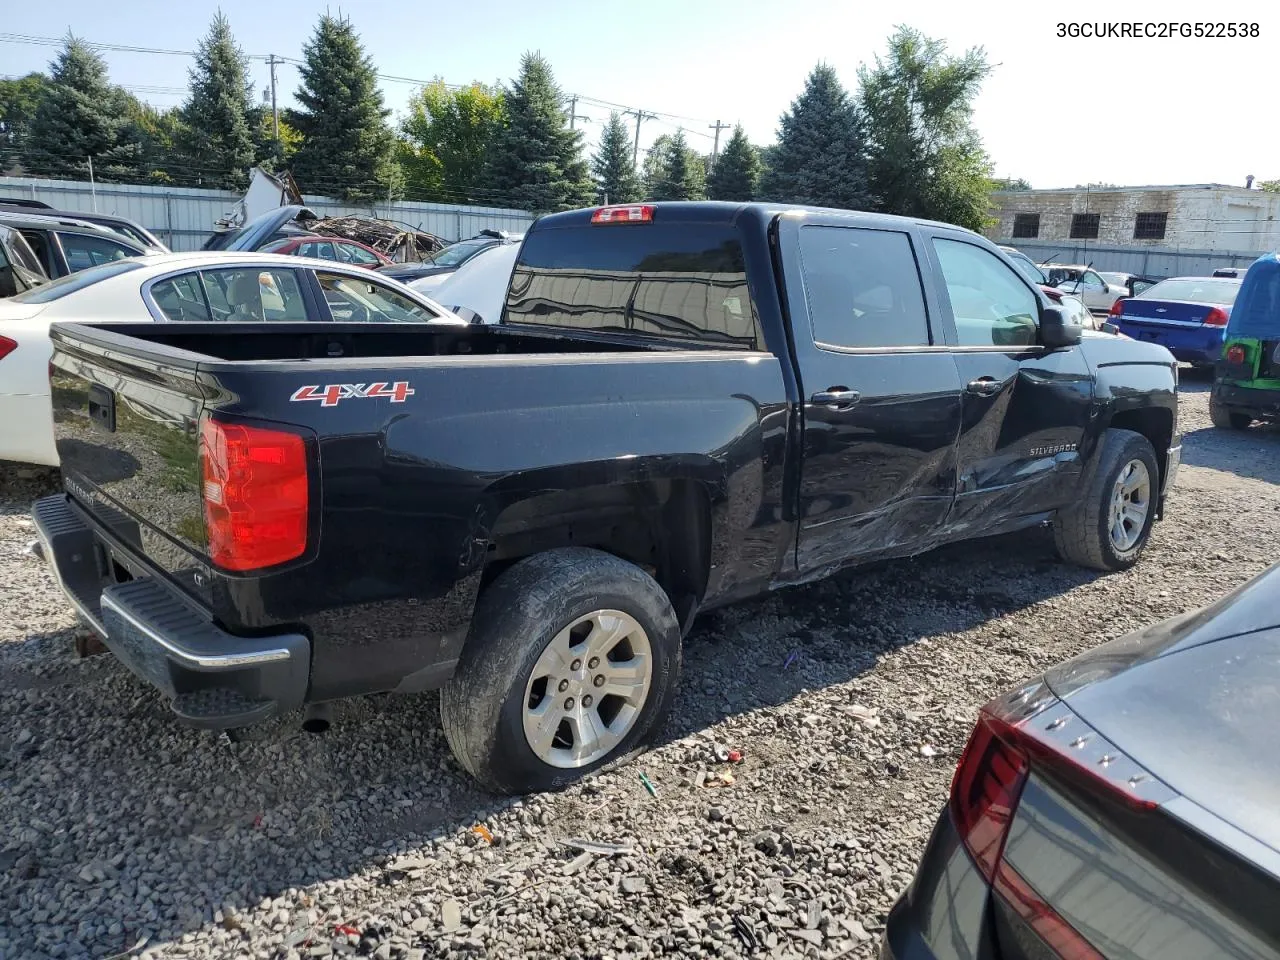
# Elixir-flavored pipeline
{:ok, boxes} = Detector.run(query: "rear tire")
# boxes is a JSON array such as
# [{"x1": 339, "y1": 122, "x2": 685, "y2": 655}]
[
  {"x1": 1053, "y1": 429, "x2": 1159, "y2": 572},
  {"x1": 1210, "y1": 397, "x2": 1252, "y2": 430},
  {"x1": 440, "y1": 547, "x2": 682, "y2": 795}
]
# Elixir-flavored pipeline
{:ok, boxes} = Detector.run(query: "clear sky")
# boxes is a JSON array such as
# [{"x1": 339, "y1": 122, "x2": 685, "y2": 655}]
[{"x1": 2, "y1": 0, "x2": 1275, "y2": 189}]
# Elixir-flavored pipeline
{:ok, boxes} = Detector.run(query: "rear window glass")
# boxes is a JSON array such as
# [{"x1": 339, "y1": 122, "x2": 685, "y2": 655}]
[
  {"x1": 504, "y1": 222, "x2": 761, "y2": 348},
  {"x1": 1138, "y1": 278, "x2": 1240, "y2": 305},
  {"x1": 12, "y1": 259, "x2": 143, "y2": 303}
]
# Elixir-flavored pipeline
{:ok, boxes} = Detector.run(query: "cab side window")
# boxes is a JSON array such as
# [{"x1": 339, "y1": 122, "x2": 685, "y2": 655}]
[
  {"x1": 932, "y1": 238, "x2": 1039, "y2": 348},
  {"x1": 798, "y1": 225, "x2": 931, "y2": 348}
]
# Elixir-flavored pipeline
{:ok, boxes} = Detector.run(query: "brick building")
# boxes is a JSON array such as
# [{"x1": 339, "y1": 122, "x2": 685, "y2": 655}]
[{"x1": 987, "y1": 183, "x2": 1280, "y2": 254}]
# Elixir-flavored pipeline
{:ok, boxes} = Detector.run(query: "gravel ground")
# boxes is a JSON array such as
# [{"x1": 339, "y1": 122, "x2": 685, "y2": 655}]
[{"x1": 1, "y1": 374, "x2": 1277, "y2": 960}]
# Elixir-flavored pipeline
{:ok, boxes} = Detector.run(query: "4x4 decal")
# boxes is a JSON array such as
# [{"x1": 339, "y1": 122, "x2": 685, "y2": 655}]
[{"x1": 290, "y1": 382, "x2": 415, "y2": 407}]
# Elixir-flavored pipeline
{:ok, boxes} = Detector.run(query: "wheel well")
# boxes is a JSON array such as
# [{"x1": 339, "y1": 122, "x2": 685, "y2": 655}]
[
  {"x1": 1109, "y1": 407, "x2": 1173, "y2": 481},
  {"x1": 481, "y1": 480, "x2": 712, "y2": 632}
]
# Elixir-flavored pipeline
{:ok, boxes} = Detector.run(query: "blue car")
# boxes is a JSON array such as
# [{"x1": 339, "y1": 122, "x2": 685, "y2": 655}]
[{"x1": 1109, "y1": 275, "x2": 1243, "y2": 367}]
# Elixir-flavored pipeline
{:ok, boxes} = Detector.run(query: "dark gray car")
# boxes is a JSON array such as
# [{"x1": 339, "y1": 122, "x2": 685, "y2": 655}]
[
  {"x1": 0, "y1": 212, "x2": 153, "y2": 280},
  {"x1": 884, "y1": 560, "x2": 1280, "y2": 960}
]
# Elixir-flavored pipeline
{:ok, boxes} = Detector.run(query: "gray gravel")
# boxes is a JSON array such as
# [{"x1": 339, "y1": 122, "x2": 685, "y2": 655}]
[{"x1": 1, "y1": 374, "x2": 1277, "y2": 960}]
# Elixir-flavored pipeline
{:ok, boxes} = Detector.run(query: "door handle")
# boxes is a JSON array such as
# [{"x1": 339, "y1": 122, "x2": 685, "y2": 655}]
[
  {"x1": 811, "y1": 387, "x2": 861, "y2": 408},
  {"x1": 966, "y1": 377, "x2": 1002, "y2": 397}
]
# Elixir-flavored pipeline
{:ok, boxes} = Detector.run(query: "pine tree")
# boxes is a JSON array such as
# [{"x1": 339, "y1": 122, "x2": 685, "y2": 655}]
[
  {"x1": 288, "y1": 14, "x2": 397, "y2": 203},
  {"x1": 760, "y1": 63, "x2": 870, "y2": 209},
  {"x1": 481, "y1": 52, "x2": 594, "y2": 212},
  {"x1": 591, "y1": 112, "x2": 641, "y2": 204},
  {"x1": 644, "y1": 129, "x2": 705, "y2": 201},
  {"x1": 859, "y1": 27, "x2": 993, "y2": 231},
  {"x1": 707, "y1": 125, "x2": 761, "y2": 201},
  {"x1": 24, "y1": 36, "x2": 135, "y2": 179},
  {"x1": 177, "y1": 13, "x2": 256, "y2": 189}
]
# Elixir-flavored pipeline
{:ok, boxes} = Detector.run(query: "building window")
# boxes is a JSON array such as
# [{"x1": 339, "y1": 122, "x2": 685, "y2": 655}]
[
  {"x1": 1133, "y1": 212, "x2": 1168, "y2": 240},
  {"x1": 1070, "y1": 214, "x2": 1100, "y2": 239},
  {"x1": 1011, "y1": 213, "x2": 1040, "y2": 239}
]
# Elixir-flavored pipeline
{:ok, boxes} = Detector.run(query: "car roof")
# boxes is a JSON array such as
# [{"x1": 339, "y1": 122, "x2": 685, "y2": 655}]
[
  {"x1": 0, "y1": 210, "x2": 120, "y2": 232},
  {"x1": 1159, "y1": 275, "x2": 1242, "y2": 283},
  {"x1": 0, "y1": 204, "x2": 142, "y2": 227}
]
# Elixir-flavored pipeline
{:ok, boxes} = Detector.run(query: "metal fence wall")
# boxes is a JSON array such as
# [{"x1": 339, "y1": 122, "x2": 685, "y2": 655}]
[
  {"x1": 998, "y1": 238, "x2": 1270, "y2": 278},
  {"x1": 0, "y1": 176, "x2": 536, "y2": 252}
]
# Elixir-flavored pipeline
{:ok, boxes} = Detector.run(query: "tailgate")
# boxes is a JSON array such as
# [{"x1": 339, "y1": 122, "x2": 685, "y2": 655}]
[
  {"x1": 1117, "y1": 298, "x2": 1218, "y2": 326},
  {"x1": 49, "y1": 325, "x2": 212, "y2": 602}
]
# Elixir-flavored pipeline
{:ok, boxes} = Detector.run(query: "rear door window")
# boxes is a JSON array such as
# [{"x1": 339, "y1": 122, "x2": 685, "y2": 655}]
[
  {"x1": 56, "y1": 232, "x2": 138, "y2": 273},
  {"x1": 505, "y1": 221, "x2": 761, "y2": 348},
  {"x1": 798, "y1": 225, "x2": 931, "y2": 348}
]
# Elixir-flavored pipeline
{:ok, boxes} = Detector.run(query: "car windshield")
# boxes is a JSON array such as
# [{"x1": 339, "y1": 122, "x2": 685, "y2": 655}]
[
  {"x1": 430, "y1": 239, "x2": 492, "y2": 267},
  {"x1": 1007, "y1": 252, "x2": 1047, "y2": 285},
  {"x1": 11, "y1": 258, "x2": 143, "y2": 303},
  {"x1": 1137, "y1": 278, "x2": 1241, "y2": 305}
]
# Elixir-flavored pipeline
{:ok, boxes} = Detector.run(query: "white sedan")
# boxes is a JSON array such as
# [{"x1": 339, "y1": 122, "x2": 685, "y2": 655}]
[{"x1": 0, "y1": 251, "x2": 464, "y2": 467}]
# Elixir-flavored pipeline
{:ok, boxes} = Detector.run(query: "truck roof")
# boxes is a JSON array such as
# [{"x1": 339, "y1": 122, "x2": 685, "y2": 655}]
[{"x1": 532, "y1": 201, "x2": 985, "y2": 237}]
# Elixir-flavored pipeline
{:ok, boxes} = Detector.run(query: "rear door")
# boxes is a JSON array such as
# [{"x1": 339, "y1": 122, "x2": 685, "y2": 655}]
[
  {"x1": 922, "y1": 233, "x2": 1094, "y2": 533},
  {"x1": 777, "y1": 213, "x2": 963, "y2": 572}
]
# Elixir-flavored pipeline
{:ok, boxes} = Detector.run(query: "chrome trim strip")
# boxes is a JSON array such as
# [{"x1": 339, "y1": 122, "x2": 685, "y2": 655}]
[{"x1": 98, "y1": 592, "x2": 292, "y2": 669}]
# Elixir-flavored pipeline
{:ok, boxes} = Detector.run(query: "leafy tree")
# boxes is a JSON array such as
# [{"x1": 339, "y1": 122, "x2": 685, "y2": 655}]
[
  {"x1": 121, "y1": 97, "x2": 184, "y2": 184},
  {"x1": 591, "y1": 111, "x2": 641, "y2": 203},
  {"x1": 0, "y1": 73, "x2": 49, "y2": 148},
  {"x1": 481, "y1": 51, "x2": 594, "y2": 212},
  {"x1": 251, "y1": 104, "x2": 302, "y2": 172},
  {"x1": 707, "y1": 125, "x2": 761, "y2": 201},
  {"x1": 761, "y1": 63, "x2": 870, "y2": 209},
  {"x1": 25, "y1": 36, "x2": 140, "y2": 179},
  {"x1": 400, "y1": 80, "x2": 506, "y2": 202},
  {"x1": 644, "y1": 128, "x2": 705, "y2": 201},
  {"x1": 992, "y1": 177, "x2": 1031, "y2": 191},
  {"x1": 859, "y1": 27, "x2": 994, "y2": 231},
  {"x1": 288, "y1": 14, "x2": 398, "y2": 202},
  {"x1": 1259, "y1": 179, "x2": 1280, "y2": 193},
  {"x1": 178, "y1": 13, "x2": 256, "y2": 189}
]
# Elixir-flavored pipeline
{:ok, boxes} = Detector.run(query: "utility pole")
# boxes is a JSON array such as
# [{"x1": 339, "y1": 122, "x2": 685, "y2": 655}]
[
  {"x1": 267, "y1": 54, "x2": 281, "y2": 143},
  {"x1": 708, "y1": 120, "x2": 730, "y2": 167},
  {"x1": 567, "y1": 95, "x2": 590, "y2": 131},
  {"x1": 625, "y1": 109, "x2": 655, "y2": 167}
]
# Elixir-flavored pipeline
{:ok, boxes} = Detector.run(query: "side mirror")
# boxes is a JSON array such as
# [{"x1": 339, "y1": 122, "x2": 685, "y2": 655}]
[{"x1": 1040, "y1": 303, "x2": 1083, "y2": 348}]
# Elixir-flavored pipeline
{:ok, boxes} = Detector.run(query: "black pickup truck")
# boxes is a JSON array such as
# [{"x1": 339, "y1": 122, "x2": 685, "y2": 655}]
[{"x1": 34, "y1": 202, "x2": 1181, "y2": 794}]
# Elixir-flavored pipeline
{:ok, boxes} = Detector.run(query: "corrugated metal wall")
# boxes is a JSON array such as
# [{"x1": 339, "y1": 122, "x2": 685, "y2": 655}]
[
  {"x1": 0, "y1": 176, "x2": 536, "y2": 252},
  {"x1": 1000, "y1": 239, "x2": 1268, "y2": 279}
]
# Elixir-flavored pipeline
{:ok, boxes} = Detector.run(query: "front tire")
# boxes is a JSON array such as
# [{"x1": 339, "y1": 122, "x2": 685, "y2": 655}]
[
  {"x1": 440, "y1": 548, "x2": 682, "y2": 795},
  {"x1": 1210, "y1": 396, "x2": 1252, "y2": 430},
  {"x1": 1053, "y1": 429, "x2": 1159, "y2": 572}
]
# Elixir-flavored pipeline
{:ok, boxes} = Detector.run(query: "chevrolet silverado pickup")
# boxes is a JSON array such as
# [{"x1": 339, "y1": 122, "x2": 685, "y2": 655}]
[{"x1": 34, "y1": 202, "x2": 1181, "y2": 794}]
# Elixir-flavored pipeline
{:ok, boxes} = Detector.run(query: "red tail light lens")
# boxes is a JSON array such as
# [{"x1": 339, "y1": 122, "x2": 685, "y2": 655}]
[
  {"x1": 1108, "y1": 299, "x2": 1125, "y2": 318},
  {"x1": 1203, "y1": 307, "x2": 1229, "y2": 326},
  {"x1": 592, "y1": 205, "x2": 655, "y2": 224},
  {"x1": 950, "y1": 712, "x2": 1029, "y2": 880},
  {"x1": 0, "y1": 336, "x2": 16, "y2": 362},
  {"x1": 1226, "y1": 344, "x2": 1247, "y2": 365},
  {"x1": 200, "y1": 418, "x2": 309, "y2": 571}
]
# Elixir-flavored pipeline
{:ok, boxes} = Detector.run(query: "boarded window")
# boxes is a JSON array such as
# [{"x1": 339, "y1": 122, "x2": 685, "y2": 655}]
[
  {"x1": 1069, "y1": 214, "x2": 1100, "y2": 239},
  {"x1": 1011, "y1": 213, "x2": 1040, "y2": 239},
  {"x1": 1133, "y1": 212, "x2": 1168, "y2": 240}
]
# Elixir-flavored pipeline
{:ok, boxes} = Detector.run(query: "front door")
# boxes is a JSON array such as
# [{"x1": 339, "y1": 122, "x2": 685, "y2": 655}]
[
  {"x1": 923, "y1": 234, "x2": 1094, "y2": 536},
  {"x1": 776, "y1": 215, "x2": 964, "y2": 575}
]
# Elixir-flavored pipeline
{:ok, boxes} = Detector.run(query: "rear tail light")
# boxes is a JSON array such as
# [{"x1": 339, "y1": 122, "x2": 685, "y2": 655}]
[
  {"x1": 200, "y1": 418, "x2": 310, "y2": 571},
  {"x1": 592, "y1": 204, "x2": 654, "y2": 224},
  {"x1": 1226, "y1": 344, "x2": 1247, "y2": 366},
  {"x1": 950, "y1": 694, "x2": 1166, "y2": 960},
  {"x1": 1108, "y1": 299, "x2": 1125, "y2": 318},
  {"x1": 0, "y1": 336, "x2": 16, "y2": 362},
  {"x1": 1203, "y1": 307, "x2": 1229, "y2": 326}
]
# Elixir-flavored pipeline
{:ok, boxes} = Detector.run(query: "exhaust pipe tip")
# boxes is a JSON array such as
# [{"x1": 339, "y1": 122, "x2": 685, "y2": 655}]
[{"x1": 301, "y1": 702, "x2": 333, "y2": 734}]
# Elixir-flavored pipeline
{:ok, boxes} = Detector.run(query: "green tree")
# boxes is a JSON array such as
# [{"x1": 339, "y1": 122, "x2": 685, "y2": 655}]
[
  {"x1": 707, "y1": 125, "x2": 761, "y2": 201},
  {"x1": 0, "y1": 73, "x2": 49, "y2": 148},
  {"x1": 252, "y1": 105, "x2": 302, "y2": 171},
  {"x1": 121, "y1": 97, "x2": 184, "y2": 184},
  {"x1": 25, "y1": 36, "x2": 140, "y2": 179},
  {"x1": 644, "y1": 128, "x2": 705, "y2": 201},
  {"x1": 400, "y1": 79, "x2": 506, "y2": 202},
  {"x1": 288, "y1": 14, "x2": 398, "y2": 202},
  {"x1": 761, "y1": 64, "x2": 869, "y2": 209},
  {"x1": 178, "y1": 13, "x2": 256, "y2": 189},
  {"x1": 1259, "y1": 179, "x2": 1280, "y2": 193},
  {"x1": 591, "y1": 111, "x2": 641, "y2": 203},
  {"x1": 859, "y1": 27, "x2": 994, "y2": 231},
  {"x1": 992, "y1": 177, "x2": 1031, "y2": 191},
  {"x1": 481, "y1": 51, "x2": 594, "y2": 212}
]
